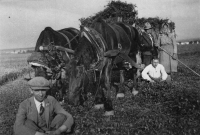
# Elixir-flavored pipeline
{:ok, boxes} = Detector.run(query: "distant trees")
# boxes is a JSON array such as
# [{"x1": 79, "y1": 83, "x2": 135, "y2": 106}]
[{"x1": 26, "y1": 50, "x2": 34, "y2": 53}]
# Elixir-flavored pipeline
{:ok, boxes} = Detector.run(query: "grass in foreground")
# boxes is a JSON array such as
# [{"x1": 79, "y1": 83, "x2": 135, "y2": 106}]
[{"x1": 0, "y1": 52, "x2": 200, "y2": 135}]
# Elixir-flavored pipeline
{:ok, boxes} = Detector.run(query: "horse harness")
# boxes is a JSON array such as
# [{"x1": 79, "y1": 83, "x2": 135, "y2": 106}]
[
  {"x1": 58, "y1": 31, "x2": 72, "y2": 49},
  {"x1": 78, "y1": 26, "x2": 131, "y2": 98},
  {"x1": 107, "y1": 24, "x2": 122, "y2": 50},
  {"x1": 58, "y1": 31, "x2": 79, "y2": 49},
  {"x1": 77, "y1": 27, "x2": 108, "y2": 99},
  {"x1": 79, "y1": 26, "x2": 139, "y2": 81},
  {"x1": 81, "y1": 27, "x2": 106, "y2": 71}
]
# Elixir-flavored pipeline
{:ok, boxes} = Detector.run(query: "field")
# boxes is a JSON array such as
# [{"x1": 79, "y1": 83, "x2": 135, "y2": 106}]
[
  {"x1": 177, "y1": 43, "x2": 200, "y2": 54},
  {"x1": 0, "y1": 53, "x2": 32, "y2": 85},
  {"x1": 0, "y1": 45, "x2": 200, "y2": 135}
]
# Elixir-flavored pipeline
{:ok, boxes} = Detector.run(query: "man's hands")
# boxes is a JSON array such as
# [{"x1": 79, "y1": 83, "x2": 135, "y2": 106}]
[
  {"x1": 172, "y1": 53, "x2": 177, "y2": 60},
  {"x1": 156, "y1": 46, "x2": 163, "y2": 51},
  {"x1": 149, "y1": 75, "x2": 162, "y2": 82},
  {"x1": 140, "y1": 64, "x2": 145, "y2": 70},
  {"x1": 149, "y1": 80, "x2": 155, "y2": 83}
]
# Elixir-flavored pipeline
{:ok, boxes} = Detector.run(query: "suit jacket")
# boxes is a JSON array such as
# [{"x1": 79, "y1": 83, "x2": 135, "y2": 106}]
[
  {"x1": 140, "y1": 32, "x2": 157, "y2": 56},
  {"x1": 14, "y1": 96, "x2": 74, "y2": 135}
]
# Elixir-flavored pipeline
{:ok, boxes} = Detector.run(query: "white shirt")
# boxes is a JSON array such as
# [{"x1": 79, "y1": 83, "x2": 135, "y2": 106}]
[
  {"x1": 34, "y1": 97, "x2": 45, "y2": 113},
  {"x1": 142, "y1": 64, "x2": 168, "y2": 81}
]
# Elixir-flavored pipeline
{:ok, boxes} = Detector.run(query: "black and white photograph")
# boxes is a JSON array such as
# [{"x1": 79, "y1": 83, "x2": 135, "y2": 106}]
[{"x1": 0, "y1": 0, "x2": 200, "y2": 134}]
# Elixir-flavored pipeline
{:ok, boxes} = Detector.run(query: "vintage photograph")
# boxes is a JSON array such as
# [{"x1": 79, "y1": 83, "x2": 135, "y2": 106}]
[{"x1": 0, "y1": 0, "x2": 200, "y2": 134}]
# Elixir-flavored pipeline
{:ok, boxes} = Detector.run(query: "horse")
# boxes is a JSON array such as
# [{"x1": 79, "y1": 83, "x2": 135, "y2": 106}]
[
  {"x1": 27, "y1": 26, "x2": 79, "y2": 102},
  {"x1": 68, "y1": 19, "x2": 142, "y2": 115}
]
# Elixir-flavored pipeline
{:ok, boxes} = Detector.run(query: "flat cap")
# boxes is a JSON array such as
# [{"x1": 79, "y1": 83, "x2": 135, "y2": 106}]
[
  {"x1": 28, "y1": 77, "x2": 50, "y2": 90},
  {"x1": 144, "y1": 22, "x2": 152, "y2": 30},
  {"x1": 27, "y1": 52, "x2": 49, "y2": 69}
]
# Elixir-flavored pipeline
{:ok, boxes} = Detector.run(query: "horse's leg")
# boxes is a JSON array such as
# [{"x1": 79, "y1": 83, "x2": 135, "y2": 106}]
[
  {"x1": 102, "y1": 58, "x2": 114, "y2": 116},
  {"x1": 94, "y1": 71, "x2": 105, "y2": 109},
  {"x1": 132, "y1": 73, "x2": 139, "y2": 96},
  {"x1": 130, "y1": 52, "x2": 140, "y2": 96},
  {"x1": 94, "y1": 84, "x2": 105, "y2": 109},
  {"x1": 116, "y1": 70, "x2": 125, "y2": 98},
  {"x1": 136, "y1": 51, "x2": 142, "y2": 82}
]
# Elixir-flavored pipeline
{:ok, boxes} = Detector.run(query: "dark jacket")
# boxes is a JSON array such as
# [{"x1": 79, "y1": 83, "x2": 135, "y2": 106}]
[{"x1": 140, "y1": 31, "x2": 157, "y2": 56}]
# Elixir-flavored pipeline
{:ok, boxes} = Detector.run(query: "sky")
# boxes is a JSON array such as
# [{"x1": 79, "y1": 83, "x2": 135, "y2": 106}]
[{"x1": 0, "y1": 0, "x2": 200, "y2": 49}]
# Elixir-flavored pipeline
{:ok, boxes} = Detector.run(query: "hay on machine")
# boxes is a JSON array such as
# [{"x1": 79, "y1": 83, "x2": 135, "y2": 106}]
[{"x1": 79, "y1": 0, "x2": 176, "y2": 38}]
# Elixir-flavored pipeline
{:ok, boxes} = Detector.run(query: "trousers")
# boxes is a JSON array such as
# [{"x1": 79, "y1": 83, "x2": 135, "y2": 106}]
[{"x1": 24, "y1": 114, "x2": 67, "y2": 133}]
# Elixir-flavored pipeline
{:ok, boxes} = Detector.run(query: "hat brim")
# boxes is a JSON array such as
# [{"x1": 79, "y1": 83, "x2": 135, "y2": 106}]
[
  {"x1": 144, "y1": 27, "x2": 152, "y2": 30},
  {"x1": 29, "y1": 62, "x2": 50, "y2": 70},
  {"x1": 31, "y1": 86, "x2": 50, "y2": 90}
]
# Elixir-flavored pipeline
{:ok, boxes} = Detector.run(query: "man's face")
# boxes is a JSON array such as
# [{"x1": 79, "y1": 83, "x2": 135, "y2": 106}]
[
  {"x1": 162, "y1": 25, "x2": 169, "y2": 33},
  {"x1": 152, "y1": 59, "x2": 159, "y2": 68},
  {"x1": 145, "y1": 29, "x2": 151, "y2": 34},
  {"x1": 31, "y1": 89, "x2": 48, "y2": 102}
]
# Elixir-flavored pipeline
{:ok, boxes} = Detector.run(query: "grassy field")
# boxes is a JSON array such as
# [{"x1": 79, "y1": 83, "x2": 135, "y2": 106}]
[
  {"x1": 0, "y1": 53, "x2": 32, "y2": 85},
  {"x1": 0, "y1": 45, "x2": 200, "y2": 135},
  {"x1": 177, "y1": 43, "x2": 200, "y2": 54}
]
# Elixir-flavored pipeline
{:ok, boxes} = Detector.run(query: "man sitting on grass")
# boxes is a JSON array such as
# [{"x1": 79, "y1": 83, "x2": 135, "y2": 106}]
[
  {"x1": 142, "y1": 57, "x2": 168, "y2": 83},
  {"x1": 14, "y1": 77, "x2": 74, "y2": 135}
]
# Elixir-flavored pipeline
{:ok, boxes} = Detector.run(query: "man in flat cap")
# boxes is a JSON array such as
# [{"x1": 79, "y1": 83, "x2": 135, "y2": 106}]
[
  {"x1": 140, "y1": 22, "x2": 158, "y2": 67},
  {"x1": 14, "y1": 77, "x2": 74, "y2": 135}
]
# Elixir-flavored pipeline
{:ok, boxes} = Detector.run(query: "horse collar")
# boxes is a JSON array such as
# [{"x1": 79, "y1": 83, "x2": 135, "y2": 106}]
[{"x1": 81, "y1": 27, "x2": 106, "y2": 71}]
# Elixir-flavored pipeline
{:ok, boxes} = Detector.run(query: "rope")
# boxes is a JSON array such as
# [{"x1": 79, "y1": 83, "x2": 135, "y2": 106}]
[
  {"x1": 58, "y1": 32, "x2": 72, "y2": 49},
  {"x1": 62, "y1": 34, "x2": 79, "y2": 47},
  {"x1": 158, "y1": 46, "x2": 200, "y2": 77}
]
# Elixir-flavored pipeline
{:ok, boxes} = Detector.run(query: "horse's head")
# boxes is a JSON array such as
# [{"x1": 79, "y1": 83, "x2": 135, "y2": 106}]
[
  {"x1": 68, "y1": 59, "x2": 86, "y2": 105},
  {"x1": 68, "y1": 33, "x2": 98, "y2": 105}
]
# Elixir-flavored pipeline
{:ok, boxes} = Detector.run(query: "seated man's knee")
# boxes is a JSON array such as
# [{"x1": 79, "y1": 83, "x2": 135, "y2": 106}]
[
  {"x1": 165, "y1": 75, "x2": 171, "y2": 83},
  {"x1": 55, "y1": 113, "x2": 67, "y2": 119},
  {"x1": 50, "y1": 113, "x2": 67, "y2": 129}
]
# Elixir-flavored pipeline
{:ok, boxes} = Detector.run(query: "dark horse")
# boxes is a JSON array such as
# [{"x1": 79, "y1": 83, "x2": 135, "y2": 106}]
[
  {"x1": 27, "y1": 26, "x2": 79, "y2": 101},
  {"x1": 68, "y1": 19, "x2": 141, "y2": 115}
]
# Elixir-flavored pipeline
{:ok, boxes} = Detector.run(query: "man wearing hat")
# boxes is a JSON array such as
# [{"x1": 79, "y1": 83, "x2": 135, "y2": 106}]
[
  {"x1": 14, "y1": 77, "x2": 74, "y2": 135},
  {"x1": 140, "y1": 22, "x2": 158, "y2": 67}
]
